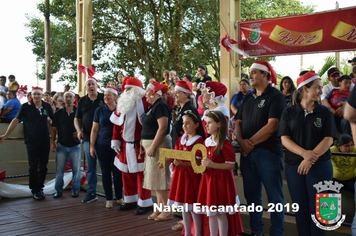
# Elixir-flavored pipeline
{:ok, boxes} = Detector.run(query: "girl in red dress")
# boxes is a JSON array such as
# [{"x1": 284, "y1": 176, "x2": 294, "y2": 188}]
[
  {"x1": 168, "y1": 110, "x2": 205, "y2": 236},
  {"x1": 197, "y1": 110, "x2": 243, "y2": 236}
]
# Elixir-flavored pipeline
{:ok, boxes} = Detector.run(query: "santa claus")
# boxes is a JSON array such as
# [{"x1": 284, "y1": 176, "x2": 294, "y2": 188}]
[{"x1": 110, "y1": 77, "x2": 153, "y2": 215}]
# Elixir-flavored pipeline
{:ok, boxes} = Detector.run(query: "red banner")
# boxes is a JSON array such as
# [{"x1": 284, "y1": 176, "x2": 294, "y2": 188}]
[{"x1": 239, "y1": 7, "x2": 356, "y2": 58}]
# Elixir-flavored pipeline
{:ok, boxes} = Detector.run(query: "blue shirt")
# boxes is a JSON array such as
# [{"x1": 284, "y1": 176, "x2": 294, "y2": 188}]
[
  {"x1": 2, "y1": 98, "x2": 21, "y2": 120},
  {"x1": 93, "y1": 104, "x2": 115, "y2": 146},
  {"x1": 231, "y1": 90, "x2": 252, "y2": 110}
]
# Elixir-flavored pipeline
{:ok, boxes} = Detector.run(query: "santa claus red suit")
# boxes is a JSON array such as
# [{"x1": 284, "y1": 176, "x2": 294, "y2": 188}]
[{"x1": 110, "y1": 77, "x2": 153, "y2": 214}]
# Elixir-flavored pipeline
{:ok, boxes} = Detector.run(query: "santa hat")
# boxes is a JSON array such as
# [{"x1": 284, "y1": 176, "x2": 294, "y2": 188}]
[
  {"x1": 64, "y1": 91, "x2": 76, "y2": 98},
  {"x1": 32, "y1": 86, "x2": 43, "y2": 94},
  {"x1": 105, "y1": 86, "x2": 120, "y2": 95},
  {"x1": 78, "y1": 63, "x2": 100, "y2": 88},
  {"x1": 147, "y1": 81, "x2": 168, "y2": 96},
  {"x1": 198, "y1": 81, "x2": 227, "y2": 103},
  {"x1": 17, "y1": 85, "x2": 28, "y2": 99},
  {"x1": 250, "y1": 61, "x2": 277, "y2": 86},
  {"x1": 175, "y1": 80, "x2": 193, "y2": 95},
  {"x1": 297, "y1": 71, "x2": 320, "y2": 90},
  {"x1": 122, "y1": 77, "x2": 143, "y2": 92}
]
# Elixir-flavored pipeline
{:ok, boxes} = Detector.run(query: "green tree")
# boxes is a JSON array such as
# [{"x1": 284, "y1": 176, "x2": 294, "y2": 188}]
[{"x1": 26, "y1": 0, "x2": 314, "y2": 87}]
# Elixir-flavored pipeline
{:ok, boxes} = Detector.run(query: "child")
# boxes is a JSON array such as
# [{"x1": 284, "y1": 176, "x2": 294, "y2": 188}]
[
  {"x1": 8, "y1": 74, "x2": 19, "y2": 91},
  {"x1": 196, "y1": 110, "x2": 243, "y2": 236},
  {"x1": 168, "y1": 110, "x2": 205, "y2": 236},
  {"x1": 0, "y1": 76, "x2": 7, "y2": 106},
  {"x1": 331, "y1": 134, "x2": 356, "y2": 193},
  {"x1": 323, "y1": 75, "x2": 352, "y2": 135}
]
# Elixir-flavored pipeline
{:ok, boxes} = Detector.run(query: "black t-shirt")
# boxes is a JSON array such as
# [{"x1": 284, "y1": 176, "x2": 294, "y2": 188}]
[
  {"x1": 278, "y1": 103, "x2": 337, "y2": 165},
  {"x1": 284, "y1": 94, "x2": 293, "y2": 107},
  {"x1": 15, "y1": 101, "x2": 54, "y2": 144},
  {"x1": 171, "y1": 101, "x2": 198, "y2": 147},
  {"x1": 347, "y1": 86, "x2": 356, "y2": 108},
  {"x1": 75, "y1": 93, "x2": 104, "y2": 142},
  {"x1": 195, "y1": 76, "x2": 212, "y2": 100},
  {"x1": 52, "y1": 107, "x2": 80, "y2": 147},
  {"x1": 235, "y1": 84, "x2": 286, "y2": 156},
  {"x1": 141, "y1": 98, "x2": 171, "y2": 139}
]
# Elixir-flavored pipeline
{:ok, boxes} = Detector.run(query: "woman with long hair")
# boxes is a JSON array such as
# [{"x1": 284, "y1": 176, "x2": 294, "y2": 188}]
[
  {"x1": 280, "y1": 76, "x2": 296, "y2": 107},
  {"x1": 279, "y1": 71, "x2": 337, "y2": 236}
]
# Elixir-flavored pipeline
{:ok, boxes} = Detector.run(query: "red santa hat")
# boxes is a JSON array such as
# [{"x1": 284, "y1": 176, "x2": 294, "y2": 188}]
[
  {"x1": 78, "y1": 63, "x2": 100, "y2": 88},
  {"x1": 31, "y1": 86, "x2": 43, "y2": 94},
  {"x1": 250, "y1": 61, "x2": 277, "y2": 86},
  {"x1": 147, "y1": 81, "x2": 168, "y2": 96},
  {"x1": 122, "y1": 77, "x2": 143, "y2": 91},
  {"x1": 64, "y1": 90, "x2": 76, "y2": 98},
  {"x1": 175, "y1": 80, "x2": 193, "y2": 95},
  {"x1": 105, "y1": 86, "x2": 120, "y2": 95},
  {"x1": 199, "y1": 81, "x2": 228, "y2": 103},
  {"x1": 297, "y1": 71, "x2": 320, "y2": 90}
]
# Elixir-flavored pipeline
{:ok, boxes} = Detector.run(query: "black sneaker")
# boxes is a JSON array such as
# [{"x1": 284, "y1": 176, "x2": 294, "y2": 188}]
[
  {"x1": 135, "y1": 206, "x2": 153, "y2": 215},
  {"x1": 119, "y1": 202, "x2": 138, "y2": 211},
  {"x1": 81, "y1": 193, "x2": 98, "y2": 203},
  {"x1": 33, "y1": 192, "x2": 43, "y2": 200},
  {"x1": 40, "y1": 190, "x2": 45, "y2": 199},
  {"x1": 72, "y1": 190, "x2": 79, "y2": 198}
]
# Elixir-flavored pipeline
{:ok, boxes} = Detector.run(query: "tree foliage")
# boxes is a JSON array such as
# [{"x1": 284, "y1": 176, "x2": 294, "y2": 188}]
[{"x1": 26, "y1": 0, "x2": 314, "y2": 87}]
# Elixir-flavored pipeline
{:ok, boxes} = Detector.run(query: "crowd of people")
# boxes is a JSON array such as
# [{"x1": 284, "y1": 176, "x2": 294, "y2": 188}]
[{"x1": 0, "y1": 57, "x2": 356, "y2": 236}]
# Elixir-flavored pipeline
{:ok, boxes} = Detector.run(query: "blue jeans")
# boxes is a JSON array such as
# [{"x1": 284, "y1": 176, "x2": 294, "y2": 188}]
[
  {"x1": 352, "y1": 182, "x2": 356, "y2": 236},
  {"x1": 83, "y1": 141, "x2": 97, "y2": 194},
  {"x1": 240, "y1": 148, "x2": 284, "y2": 236},
  {"x1": 96, "y1": 144, "x2": 123, "y2": 201},
  {"x1": 285, "y1": 160, "x2": 333, "y2": 236},
  {"x1": 55, "y1": 143, "x2": 81, "y2": 192}
]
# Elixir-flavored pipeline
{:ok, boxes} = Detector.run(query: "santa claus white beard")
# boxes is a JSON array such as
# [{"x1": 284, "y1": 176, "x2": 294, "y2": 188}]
[{"x1": 116, "y1": 88, "x2": 144, "y2": 115}]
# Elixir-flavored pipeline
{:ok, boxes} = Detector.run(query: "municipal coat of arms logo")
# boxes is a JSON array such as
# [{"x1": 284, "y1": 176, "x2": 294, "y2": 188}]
[
  {"x1": 247, "y1": 23, "x2": 262, "y2": 45},
  {"x1": 311, "y1": 181, "x2": 346, "y2": 230},
  {"x1": 314, "y1": 118, "x2": 322, "y2": 127}
]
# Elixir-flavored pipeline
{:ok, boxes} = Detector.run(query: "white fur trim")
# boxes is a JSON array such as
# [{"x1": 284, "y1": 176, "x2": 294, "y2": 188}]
[
  {"x1": 85, "y1": 78, "x2": 98, "y2": 84},
  {"x1": 136, "y1": 98, "x2": 145, "y2": 125},
  {"x1": 250, "y1": 63, "x2": 269, "y2": 72},
  {"x1": 180, "y1": 134, "x2": 202, "y2": 146},
  {"x1": 168, "y1": 199, "x2": 195, "y2": 211},
  {"x1": 114, "y1": 157, "x2": 128, "y2": 172},
  {"x1": 156, "y1": 90, "x2": 162, "y2": 96},
  {"x1": 175, "y1": 85, "x2": 191, "y2": 94},
  {"x1": 110, "y1": 112, "x2": 122, "y2": 125},
  {"x1": 64, "y1": 91, "x2": 75, "y2": 97},
  {"x1": 124, "y1": 194, "x2": 138, "y2": 203},
  {"x1": 225, "y1": 161, "x2": 235, "y2": 164},
  {"x1": 125, "y1": 143, "x2": 144, "y2": 173},
  {"x1": 106, "y1": 87, "x2": 118, "y2": 95},
  {"x1": 147, "y1": 83, "x2": 154, "y2": 90},
  {"x1": 197, "y1": 82, "x2": 206, "y2": 90},
  {"x1": 124, "y1": 85, "x2": 144, "y2": 92},
  {"x1": 205, "y1": 136, "x2": 217, "y2": 147},
  {"x1": 297, "y1": 75, "x2": 320, "y2": 89},
  {"x1": 32, "y1": 89, "x2": 43, "y2": 94},
  {"x1": 138, "y1": 198, "x2": 153, "y2": 207}
]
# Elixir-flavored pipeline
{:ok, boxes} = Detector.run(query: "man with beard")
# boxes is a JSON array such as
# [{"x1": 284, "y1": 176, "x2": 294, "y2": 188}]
[{"x1": 110, "y1": 77, "x2": 153, "y2": 215}]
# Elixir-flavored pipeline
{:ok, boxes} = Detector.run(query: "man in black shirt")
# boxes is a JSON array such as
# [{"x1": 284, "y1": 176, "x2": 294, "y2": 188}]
[
  {"x1": 234, "y1": 61, "x2": 286, "y2": 236},
  {"x1": 51, "y1": 91, "x2": 81, "y2": 199},
  {"x1": 0, "y1": 87, "x2": 54, "y2": 200},
  {"x1": 74, "y1": 76, "x2": 104, "y2": 203}
]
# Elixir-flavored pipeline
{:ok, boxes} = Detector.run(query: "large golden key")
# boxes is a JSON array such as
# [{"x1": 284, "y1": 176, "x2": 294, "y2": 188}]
[{"x1": 159, "y1": 144, "x2": 207, "y2": 173}]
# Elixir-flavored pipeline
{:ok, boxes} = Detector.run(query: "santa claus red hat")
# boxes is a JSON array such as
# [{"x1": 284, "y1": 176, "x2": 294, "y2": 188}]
[
  {"x1": 175, "y1": 80, "x2": 193, "y2": 95},
  {"x1": 297, "y1": 71, "x2": 320, "y2": 90},
  {"x1": 250, "y1": 61, "x2": 277, "y2": 86},
  {"x1": 122, "y1": 77, "x2": 143, "y2": 91},
  {"x1": 64, "y1": 91, "x2": 76, "y2": 98},
  {"x1": 199, "y1": 81, "x2": 228, "y2": 103},
  {"x1": 105, "y1": 86, "x2": 120, "y2": 95},
  {"x1": 31, "y1": 86, "x2": 43, "y2": 94},
  {"x1": 78, "y1": 63, "x2": 100, "y2": 88},
  {"x1": 147, "y1": 81, "x2": 168, "y2": 95}
]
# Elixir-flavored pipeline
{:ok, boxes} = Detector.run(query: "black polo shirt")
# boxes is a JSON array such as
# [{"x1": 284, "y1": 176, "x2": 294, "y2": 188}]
[
  {"x1": 347, "y1": 86, "x2": 356, "y2": 108},
  {"x1": 279, "y1": 103, "x2": 337, "y2": 165},
  {"x1": 235, "y1": 84, "x2": 286, "y2": 156},
  {"x1": 52, "y1": 107, "x2": 80, "y2": 147},
  {"x1": 141, "y1": 98, "x2": 171, "y2": 139},
  {"x1": 15, "y1": 101, "x2": 54, "y2": 144},
  {"x1": 171, "y1": 101, "x2": 197, "y2": 147},
  {"x1": 75, "y1": 93, "x2": 104, "y2": 142}
]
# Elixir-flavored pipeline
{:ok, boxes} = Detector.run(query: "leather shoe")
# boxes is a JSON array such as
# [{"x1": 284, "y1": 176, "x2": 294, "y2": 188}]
[
  {"x1": 119, "y1": 202, "x2": 137, "y2": 211},
  {"x1": 33, "y1": 192, "x2": 43, "y2": 200},
  {"x1": 134, "y1": 206, "x2": 153, "y2": 215},
  {"x1": 54, "y1": 191, "x2": 62, "y2": 198},
  {"x1": 72, "y1": 190, "x2": 79, "y2": 198}
]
